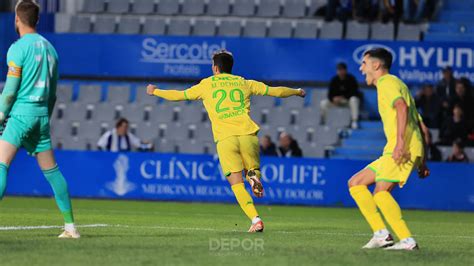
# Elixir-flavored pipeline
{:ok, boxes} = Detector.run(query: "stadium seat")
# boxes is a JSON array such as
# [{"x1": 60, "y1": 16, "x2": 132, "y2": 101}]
[
  {"x1": 310, "y1": 89, "x2": 327, "y2": 107},
  {"x1": 121, "y1": 104, "x2": 145, "y2": 123},
  {"x1": 135, "y1": 85, "x2": 159, "y2": 105},
  {"x1": 107, "y1": 85, "x2": 131, "y2": 104},
  {"x1": 154, "y1": 138, "x2": 176, "y2": 153},
  {"x1": 397, "y1": 23, "x2": 421, "y2": 41},
  {"x1": 65, "y1": 103, "x2": 88, "y2": 122},
  {"x1": 156, "y1": 0, "x2": 180, "y2": 15},
  {"x1": 182, "y1": 0, "x2": 206, "y2": 15},
  {"x1": 293, "y1": 20, "x2": 318, "y2": 39},
  {"x1": 243, "y1": 20, "x2": 268, "y2": 37},
  {"x1": 268, "y1": 20, "x2": 293, "y2": 38},
  {"x1": 438, "y1": 146, "x2": 451, "y2": 161},
  {"x1": 217, "y1": 19, "x2": 242, "y2": 37},
  {"x1": 77, "y1": 121, "x2": 103, "y2": 140},
  {"x1": 207, "y1": 0, "x2": 231, "y2": 16},
  {"x1": 70, "y1": 15, "x2": 92, "y2": 33},
  {"x1": 180, "y1": 139, "x2": 206, "y2": 154},
  {"x1": 371, "y1": 22, "x2": 395, "y2": 41},
  {"x1": 195, "y1": 123, "x2": 214, "y2": 142},
  {"x1": 282, "y1": 0, "x2": 307, "y2": 18},
  {"x1": 131, "y1": 0, "x2": 156, "y2": 14},
  {"x1": 93, "y1": 103, "x2": 119, "y2": 122},
  {"x1": 61, "y1": 137, "x2": 88, "y2": 151},
  {"x1": 107, "y1": 0, "x2": 131, "y2": 14},
  {"x1": 142, "y1": 17, "x2": 167, "y2": 35},
  {"x1": 327, "y1": 107, "x2": 351, "y2": 128},
  {"x1": 252, "y1": 96, "x2": 276, "y2": 108},
  {"x1": 316, "y1": 125, "x2": 339, "y2": 145},
  {"x1": 78, "y1": 84, "x2": 103, "y2": 103},
  {"x1": 280, "y1": 93, "x2": 306, "y2": 108},
  {"x1": 57, "y1": 84, "x2": 73, "y2": 103},
  {"x1": 257, "y1": 0, "x2": 282, "y2": 17},
  {"x1": 319, "y1": 21, "x2": 343, "y2": 39},
  {"x1": 135, "y1": 122, "x2": 159, "y2": 142},
  {"x1": 193, "y1": 18, "x2": 217, "y2": 36},
  {"x1": 232, "y1": 0, "x2": 256, "y2": 16},
  {"x1": 299, "y1": 108, "x2": 321, "y2": 127},
  {"x1": 302, "y1": 142, "x2": 325, "y2": 158},
  {"x1": 345, "y1": 21, "x2": 369, "y2": 40},
  {"x1": 167, "y1": 18, "x2": 192, "y2": 36},
  {"x1": 117, "y1": 16, "x2": 142, "y2": 34},
  {"x1": 93, "y1": 16, "x2": 117, "y2": 34},
  {"x1": 152, "y1": 105, "x2": 175, "y2": 123},
  {"x1": 179, "y1": 105, "x2": 205, "y2": 124},
  {"x1": 81, "y1": 0, "x2": 105, "y2": 13}
]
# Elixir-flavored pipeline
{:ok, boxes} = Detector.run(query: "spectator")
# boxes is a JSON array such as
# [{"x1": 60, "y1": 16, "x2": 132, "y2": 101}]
[
  {"x1": 353, "y1": 0, "x2": 380, "y2": 22},
  {"x1": 97, "y1": 118, "x2": 151, "y2": 152},
  {"x1": 382, "y1": 0, "x2": 403, "y2": 23},
  {"x1": 447, "y1": 139, "x2": 470, "y2": 163},
  {"x1": 415, "y1": 84, "x2": 441, "y2": 128},
  {"x1": 320, "y1": 62, "x2": 360, "y2": 129},
  {"x1": 325, "y1": 0, "x2": 353, "y2": 22},
  {"x1": 403, "y1": 0, "x2": 427, "y2": 22},
  {"x1": 449, "y1": 79, "x2": 474, "y2": 121},
  {"x1": 260, "y1": 135, "x2": 278, "y2": 156},
  {"x1": 425, "y1": 131, "x2": 442, "y2": 161},
  {"x1": 439, "y1": 105, "x2": 469, "y2": 145},
  {"x1": 278, "y1": 132, "x2": 303, "y2": 158},
  {"x1": 436, "y1": 66, "x2": 456, "y2": 103}
]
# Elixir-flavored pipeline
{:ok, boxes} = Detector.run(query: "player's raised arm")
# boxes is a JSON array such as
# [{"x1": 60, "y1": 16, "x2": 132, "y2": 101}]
[
  {"x1": 417, "y1": 114, "x2": 430, "y2": 178},
  {"x1": 146, "y1": 82, "x2": 203, "y2": 101},
  {"x1": 247, "y1": 80, "x2": 305, "y2": 98}
]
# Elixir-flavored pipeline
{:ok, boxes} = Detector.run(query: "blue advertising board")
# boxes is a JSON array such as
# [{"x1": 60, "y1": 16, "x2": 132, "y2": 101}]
[
  {"x1": 6, "y1": 150, "x2": 474, "y2": 212},
  {"x1": 39, "y1": 33, "x2": 474, "y2": 85}
]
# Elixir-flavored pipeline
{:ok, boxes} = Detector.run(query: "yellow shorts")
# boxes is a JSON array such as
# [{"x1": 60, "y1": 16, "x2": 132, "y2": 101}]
[
  {"x1": 366, "y1": 154, "x2": 421, "y2": 188},
  {"x1": 216, "y1": 134, "x2": 260, "y2": 176}
]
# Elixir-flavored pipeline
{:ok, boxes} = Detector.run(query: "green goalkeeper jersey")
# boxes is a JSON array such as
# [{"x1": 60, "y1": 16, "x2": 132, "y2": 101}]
[{"x1": 4, "y1": 33, "x2": 58, "y2": 117}]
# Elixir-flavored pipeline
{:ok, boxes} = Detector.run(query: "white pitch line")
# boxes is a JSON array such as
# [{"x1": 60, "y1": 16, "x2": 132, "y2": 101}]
[
  {"x1": 0, "y1": 224, "x2": 109, "y2": 231},
  {"x1": 0, "y1": 224, "x2": 472, "y2": 240}
]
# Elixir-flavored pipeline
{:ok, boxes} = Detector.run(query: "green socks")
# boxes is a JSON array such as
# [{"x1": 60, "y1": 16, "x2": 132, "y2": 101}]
[
  {"x1": 0, "y1": 162, "x2": 9, "y2": 200},
  {"x1": 42, "y1": 165, "x2": 74, "y2": 223}
]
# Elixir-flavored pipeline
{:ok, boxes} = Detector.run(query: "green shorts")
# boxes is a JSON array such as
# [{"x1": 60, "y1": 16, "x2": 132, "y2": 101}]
[{"x1": 0, "y1": 114, "x2": 52, "y2": 154}]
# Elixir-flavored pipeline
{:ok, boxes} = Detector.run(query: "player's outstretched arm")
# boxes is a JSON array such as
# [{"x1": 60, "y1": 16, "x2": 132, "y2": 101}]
[
  {"x1": 146, "y1": 84, "x2": 187, "y2": 101},
  {"x1": 266, "y1": 86, "x2": 306, "y2": 98}
]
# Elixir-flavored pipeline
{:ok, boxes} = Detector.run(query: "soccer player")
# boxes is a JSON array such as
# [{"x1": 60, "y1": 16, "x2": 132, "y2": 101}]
[
  {"x1": 146, "y1": 50, "x2": 305, "y2": 232},
  {"x1": 0, "y1": 0, "x2": 79, "y2": 238},
  {"x1": 348, "y1": 48, "x2": 430, "y2": 250}
]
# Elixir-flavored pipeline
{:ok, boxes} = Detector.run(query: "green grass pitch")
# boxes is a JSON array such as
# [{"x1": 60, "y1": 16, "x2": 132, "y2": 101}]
[{"x1": 0, "y1": 197, "x2": 472, "y2": 266}]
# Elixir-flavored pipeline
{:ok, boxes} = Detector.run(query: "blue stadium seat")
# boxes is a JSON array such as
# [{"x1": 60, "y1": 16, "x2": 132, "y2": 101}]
[
  {"x1": 345, "y1": 21, "x2": 369, "y2": 40},
  {"x1": 293, "y1": 20, "x2": 318, "y2": 39},
  {"x1": 218, "y1": 19, "x2": 242, "y2": 37},
  {"x1": 232, "y1": 0, "x2": 256, "y2": 16},
  {"x1": 81, "y1": 0, "x2": 105, "y2": 13},
  {"x1": 268, "y1": 20, "x2": 293, "y2": 38},
  {"x1": 256, "y1": 0, "x2": 282, "y2": 17},
  {"x1": 193, "y1": 18, "x2": 217, "y2": 36},
  {"x1": 157, "y1": 0, "x2": 180, "y2": 15},
  {"x1": 107, "y1": 0, "x2": 131, "y2": 14},
  {"x1": 70, "y1": 15, "x2": 92, "y2": 33},
  {"x1": 283, "y1": 0, "x2": 307, "y2": 18},
  {"x1": 142, "y1": 17, "x2": 167, "y2": 35},
  {"x1": 182, "y1": 0, "x2": 206, "y2": 15},
  {"x1": 117, "y1": 16, "x2": 141, "y2": 34}
]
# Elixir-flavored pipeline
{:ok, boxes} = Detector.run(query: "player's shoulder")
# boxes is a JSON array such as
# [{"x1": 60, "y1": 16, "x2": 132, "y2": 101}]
[{"x1": 378, "y1": 74, "x2": 401, "y2": 88}]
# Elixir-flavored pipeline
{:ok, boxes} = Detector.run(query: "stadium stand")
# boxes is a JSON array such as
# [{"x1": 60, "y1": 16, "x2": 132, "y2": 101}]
[{"x1": 57, "y1": 0, "x2": 428, "y2": 41}]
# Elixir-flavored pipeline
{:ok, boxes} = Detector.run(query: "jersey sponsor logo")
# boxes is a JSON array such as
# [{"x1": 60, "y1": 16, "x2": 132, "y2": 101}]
[
  {"x1": 141, "y1": 38, "x2": 226, "y2": 64},
  {"x1": 7, "y1": 61, "x2": 22, "y2": 78}
]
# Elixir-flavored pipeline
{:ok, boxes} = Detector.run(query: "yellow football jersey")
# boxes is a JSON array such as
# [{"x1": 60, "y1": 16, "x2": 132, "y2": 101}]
[
  {"x1": 153, "y1": 73, "x2": 301, "y2": 142},
  {"x1": 376, "y1": 74, "x2": 423, "y2": 157}
]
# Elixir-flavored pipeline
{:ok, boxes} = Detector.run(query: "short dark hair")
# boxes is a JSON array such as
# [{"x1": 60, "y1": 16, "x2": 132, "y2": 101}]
[
  {"x1": 336, "y1": 62, "x2": 347, "y2": 70},
  {"x1": 212, "y1": 50, "x2": 234, "y2": 74},
  {"x1": 15, "y1": 0, "x2": 40, "y2": 28},
  {"x1": 116, "y1": 118, "x2": 129, "y2": 129},
  {"x1": 363, "y1": 48, "x2": 393, "y2": 70}
]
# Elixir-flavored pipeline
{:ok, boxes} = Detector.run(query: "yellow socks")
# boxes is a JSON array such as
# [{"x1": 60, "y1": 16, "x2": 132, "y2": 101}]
[
  {"x1": 349, "y1": 185, "x2": 386, "y2": 232},
  {"x1": 231, "y1": 183, "x2": 259, "y2": 221},
  {"x1": 374, "y1": 191, "x2": 412, "y2": 240}
]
